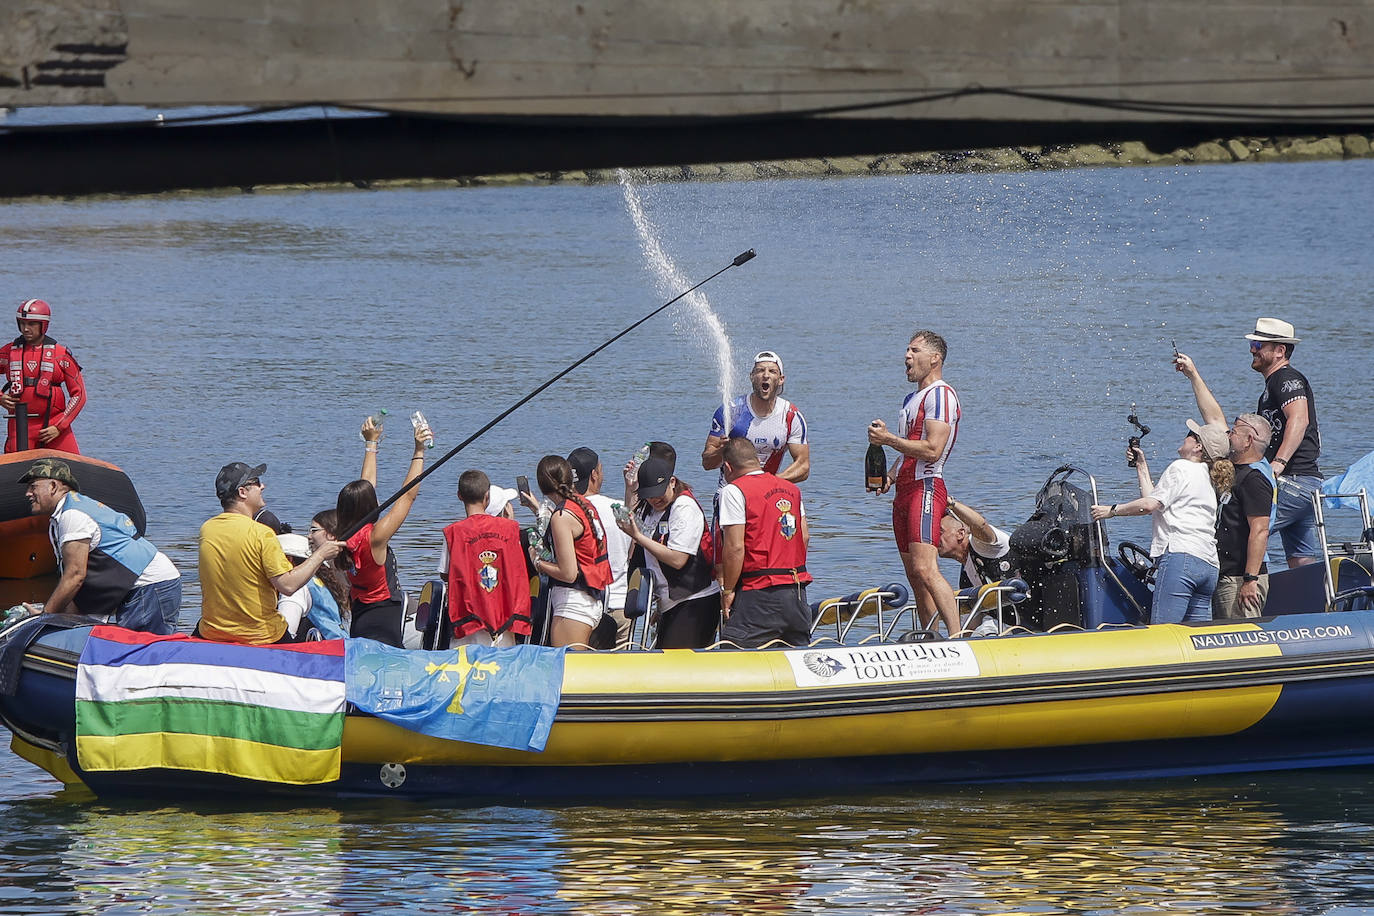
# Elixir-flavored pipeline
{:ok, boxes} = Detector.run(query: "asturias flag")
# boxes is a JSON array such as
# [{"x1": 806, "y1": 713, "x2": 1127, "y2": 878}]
[
  {"x1": 76, "y1": 627, "x2": 346, "y2": 785},
  {"x1": 346, "y1": 639, "x2": 565, "y2": 752}
]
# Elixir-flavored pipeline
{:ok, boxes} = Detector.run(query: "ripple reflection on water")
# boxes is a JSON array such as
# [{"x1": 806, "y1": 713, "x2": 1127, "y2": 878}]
[{"x1": 0, "y1": 780, "x2": 1373, "y2": 914}]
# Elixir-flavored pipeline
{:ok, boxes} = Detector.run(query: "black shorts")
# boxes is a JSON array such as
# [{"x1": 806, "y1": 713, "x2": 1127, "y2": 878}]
[
  {"x1": 657, "y1": 592, "x2": 722, "y2": 649},
  {"x1": 351, "y1": 598, "x2": 405, "y2": 647},
  {"x1": 720, "y1": 584, "x2": 811, "y2": 649}
]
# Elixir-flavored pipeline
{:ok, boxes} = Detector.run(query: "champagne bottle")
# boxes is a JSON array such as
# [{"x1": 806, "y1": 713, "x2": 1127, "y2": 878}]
[{"x1": 865, "y1": 444, "x2": 887, "y2": 492}]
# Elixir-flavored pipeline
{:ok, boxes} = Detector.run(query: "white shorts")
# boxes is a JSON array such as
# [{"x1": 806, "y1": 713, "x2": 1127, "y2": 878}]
[
  {"x1": 550, "y1": 586, "x2": 604, "y2": 628},
  {"x1": 451, "y1": 630, "x2": 517, "y2": 649}
]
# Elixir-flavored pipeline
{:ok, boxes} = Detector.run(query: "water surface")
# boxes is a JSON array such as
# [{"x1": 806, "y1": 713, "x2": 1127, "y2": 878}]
[{"x1": 0, "y1": 160, "x2": 1370, "y2": 913}]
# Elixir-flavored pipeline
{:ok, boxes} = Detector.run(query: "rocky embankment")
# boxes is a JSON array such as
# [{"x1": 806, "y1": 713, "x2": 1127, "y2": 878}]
[{"x1": 446, "y1": 133, "x2": 1374, "y2": 188}]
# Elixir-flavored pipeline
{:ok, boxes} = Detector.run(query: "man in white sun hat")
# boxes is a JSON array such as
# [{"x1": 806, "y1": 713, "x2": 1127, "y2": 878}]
[{"x1": 1246, "y1": 318, "x2": 1322, "y2": 569}]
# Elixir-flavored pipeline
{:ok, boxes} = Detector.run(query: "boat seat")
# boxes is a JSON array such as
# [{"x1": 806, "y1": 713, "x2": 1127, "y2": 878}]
[
  {"x1": 809, "y1": 583, "x2": 910, "y2": 643},
  {"x1": 1331, "y1": 557, "x2": 1374, "y2": 612},
  {"x1": 416, "y1": 579, "x2": 451, "y2": 650},
  {"x1": 1267, "y1": 562, "x2": 1330, "y2": 614},
  {"x1": 956, "y1": 578, "x2": 1030, "y2": 636},
  {"x1": 622, "y1": 568, "x2": 661, "y2": 649}
]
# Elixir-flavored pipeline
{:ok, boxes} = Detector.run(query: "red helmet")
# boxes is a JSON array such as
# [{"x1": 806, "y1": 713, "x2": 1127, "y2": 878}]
[{"x1": 16, "y1": 299, "x2": 50, "y2": 332}]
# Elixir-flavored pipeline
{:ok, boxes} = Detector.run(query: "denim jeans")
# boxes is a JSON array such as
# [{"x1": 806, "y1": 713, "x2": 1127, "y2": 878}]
[
  {"x1": 116, "y1": 578, "x2": 183, "y2": 635},
  {"x1": 1152, "y1": 551, "x2": 1218, "y2": 624},
  {"x1": 1270, "y1": 474, "x2": 1323, "y2": 563}
]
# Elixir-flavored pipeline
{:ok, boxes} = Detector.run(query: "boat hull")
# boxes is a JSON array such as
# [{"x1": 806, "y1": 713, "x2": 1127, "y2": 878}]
[
  {"x1": 6, "y1": 612, "x2": 1374, "y2": 800},
  {"x1": 0, "y1": 449, "x2": 147, "y2": 579}
]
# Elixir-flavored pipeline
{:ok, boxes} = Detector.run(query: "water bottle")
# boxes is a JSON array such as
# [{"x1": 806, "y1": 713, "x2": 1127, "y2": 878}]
[
  {"x1": 630, "y1": 443, "x2": 651, "y2": 473},
  {"x1": 2, "y1": 604, "x2": 34, "y2": 627},
  {"x1": 360, "y1": 407, "x2": 388, "y2": 440},
  {"x1": 411, "y1": 411, "x2": 434, "y2": 449},
  {"x1": 530, "y1": 499, "x2": 555, "y2": 562},
  {"x1": 865, "y1": 443, "x2": 887, "y2": 492}
]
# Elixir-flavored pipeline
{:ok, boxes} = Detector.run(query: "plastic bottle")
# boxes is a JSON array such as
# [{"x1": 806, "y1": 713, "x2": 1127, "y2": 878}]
[
  {"x1": 531, "y1": 500, "x2": 555, "y2": 562},
  {"x1": 865, "y1": 443, "x2": 887, "y2": 492},
  {"x1": 360, "y1": 407, "x2": 388, "y2": 441},
  {"x1": 630, "y1": 443, "x2": 651, "y2": 473},
  {"x1": 411, "y1": 411, "x2": 434, "y2": 449},
  {"x1": 2, "y1": 604, "x2": 34, "y2": 627}
]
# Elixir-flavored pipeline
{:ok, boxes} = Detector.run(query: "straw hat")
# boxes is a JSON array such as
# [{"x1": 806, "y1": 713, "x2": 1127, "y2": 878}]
[{"x1": 1244, "y1": 318, "x2": 1300, "y2": 344}]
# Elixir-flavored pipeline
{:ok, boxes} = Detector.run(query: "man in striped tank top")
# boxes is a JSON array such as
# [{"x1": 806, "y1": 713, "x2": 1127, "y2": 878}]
[{"x1": 867, "y1": 330, "x2": 962, "y2": 637}]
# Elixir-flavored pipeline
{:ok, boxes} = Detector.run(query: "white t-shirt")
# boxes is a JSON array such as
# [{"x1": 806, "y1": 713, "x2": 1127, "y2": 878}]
[
  {"x1": 276, "y1": 586, "x2": 312, "y2": 637},
  {"x1": 718, "y1": 471, "x2": 807, "y2": 526},
  {"x1": 587, "y1": 493, "x2": 631, "y2": 610},
  {"x1": 52, "y1": 498, "x2": 179, "y2": 588},
  {"x1": 1148, "y1": 459, "x2": 1220, "y2": 567},
  {"x1": 963, "y1": 524, "x2": 1012, "y2": 586},
  {"x1": 639, "y1": 491, "x2": 721, "y2": 611}
]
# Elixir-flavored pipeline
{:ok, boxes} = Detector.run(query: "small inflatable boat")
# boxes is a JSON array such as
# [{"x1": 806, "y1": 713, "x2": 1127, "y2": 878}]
[{"x1": 0, "y1": 449, "x2": 146, "y2": 579}]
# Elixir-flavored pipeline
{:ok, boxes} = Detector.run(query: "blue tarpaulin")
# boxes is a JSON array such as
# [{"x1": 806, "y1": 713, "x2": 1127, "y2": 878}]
[
  {"x1": 1323, "y1": 450, "x2": 1374, "y2": 511},
  {"x1": 344, "y1": 639, "x2": 566, "y2": 752}
]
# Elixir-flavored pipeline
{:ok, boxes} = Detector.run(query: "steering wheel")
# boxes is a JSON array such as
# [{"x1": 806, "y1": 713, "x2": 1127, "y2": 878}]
[{"x1": 1118, "y1": 541, "x2": 1154, "y2": 583}]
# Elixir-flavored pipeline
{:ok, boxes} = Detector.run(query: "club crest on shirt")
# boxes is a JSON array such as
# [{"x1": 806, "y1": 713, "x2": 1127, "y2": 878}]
[
  {"x1": 776, "y1": 498, "x2": 797, "y2": 540},
  {"x1": 477, "y1": 550, "x2": 499, "y2": 592}
]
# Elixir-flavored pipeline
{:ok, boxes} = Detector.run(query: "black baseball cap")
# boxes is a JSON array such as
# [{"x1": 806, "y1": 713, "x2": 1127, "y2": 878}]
[
  {"x1": 215, "y1": 461, "x2": 267, "y2": 501},
  {"x1": 567, "y1": 447, "x2": 599, "y2": 494},
  {"x1": 637, "y1": 457, "x2": 673, "y2": 499}
]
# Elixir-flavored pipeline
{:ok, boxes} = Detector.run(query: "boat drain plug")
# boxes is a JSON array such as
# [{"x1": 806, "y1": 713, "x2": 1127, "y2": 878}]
[{"x1": 379, "y1": 763, "x2": 407, "y2": 788}]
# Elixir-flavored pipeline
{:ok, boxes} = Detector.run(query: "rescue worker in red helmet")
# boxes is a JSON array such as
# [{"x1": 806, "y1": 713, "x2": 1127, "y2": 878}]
[{"x1": 0, "y1": 299, "x2": 86, "y2": 454}]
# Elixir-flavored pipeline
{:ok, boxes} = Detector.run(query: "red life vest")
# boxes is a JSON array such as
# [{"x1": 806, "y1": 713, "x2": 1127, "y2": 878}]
[
  {"x1": 0, "y1": 336, "x2": 84, "y2": 453},
  {"x1": 443, "y1": 514, "x2": 532, "y2": 638},
  {"x1": 732, "y1": 472, "x2": 811, "y2": 591},
  {"x1": 345, "y1": 523, "x2": 401, "y2": 607},
  {"x1": 551, "y1": 497, "x2": 612, "y2": 593}
]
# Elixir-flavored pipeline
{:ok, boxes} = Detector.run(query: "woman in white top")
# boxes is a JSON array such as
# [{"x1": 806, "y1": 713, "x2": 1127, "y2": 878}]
[{"x1": 1092, "y1": 420, "x2": 1232, "y2": 623}]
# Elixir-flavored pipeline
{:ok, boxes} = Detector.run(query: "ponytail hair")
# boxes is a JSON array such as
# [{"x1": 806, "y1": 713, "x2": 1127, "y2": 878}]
[
  {"x1": 1207, "y1": 457, "x2": 1235, "y2": 496},
  {"x1": 334, "y1": 479, "x2": 379, "y2": 572},
  {"x1": 535, "y1": 455, "x2": 606, "y2": 554}
]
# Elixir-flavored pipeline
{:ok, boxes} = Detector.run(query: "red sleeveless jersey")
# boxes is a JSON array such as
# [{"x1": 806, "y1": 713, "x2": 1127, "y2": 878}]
[
  {"x1": 733, "y1": 472, "x2": 811, "y2": 590},
  {"x1": 345, "y1": 523, "x2": 400, "y2": 606},
  {"x1": 442, "y1": 514, "x2": 532, "y2": 639}
]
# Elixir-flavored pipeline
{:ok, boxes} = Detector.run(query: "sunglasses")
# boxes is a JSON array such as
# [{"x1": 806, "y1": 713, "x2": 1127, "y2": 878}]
[
  {"x1": 1232, "y1": 417, "x2": 1264, "y2": 439},
  {"x1": 308, "y1": 525, "x2": 325, "y2": 535},
  {"x1": 1249, "y1": 340, "x2": 1268, "y2": 352}
]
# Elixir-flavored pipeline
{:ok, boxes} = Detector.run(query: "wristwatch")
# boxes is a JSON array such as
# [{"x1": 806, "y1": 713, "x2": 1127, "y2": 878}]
[{"x1": 1242, "y1": 574, "x2": 1260, "y2": 582}]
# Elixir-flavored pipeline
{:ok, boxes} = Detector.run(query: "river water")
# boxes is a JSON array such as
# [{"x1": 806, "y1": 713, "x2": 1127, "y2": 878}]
[{"x1": 0, "y1": 159, "x2": 1370, "y2": 913}]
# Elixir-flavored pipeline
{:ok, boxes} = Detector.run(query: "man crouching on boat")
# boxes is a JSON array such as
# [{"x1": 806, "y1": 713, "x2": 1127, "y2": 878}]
[
  {"x1": 197, "y1": 461, "x2": 344, "y2": 644},
  {"x1": 717, "y1": 438, "x2": 812, "y2": 648},
  {"x1": 21, "y1": 458, "x2": 182, "y2": 633}
]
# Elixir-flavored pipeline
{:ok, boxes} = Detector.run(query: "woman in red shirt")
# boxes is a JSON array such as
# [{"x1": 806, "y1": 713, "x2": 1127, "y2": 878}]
[{"x1": 334, "y1": 416, "x2": 431, "y2": 646}]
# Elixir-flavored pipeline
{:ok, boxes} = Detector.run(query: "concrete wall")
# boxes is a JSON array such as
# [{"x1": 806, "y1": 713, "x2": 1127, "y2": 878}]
[{"x1": 3, "y1": 1, "x2": 1371, "y2": 118}]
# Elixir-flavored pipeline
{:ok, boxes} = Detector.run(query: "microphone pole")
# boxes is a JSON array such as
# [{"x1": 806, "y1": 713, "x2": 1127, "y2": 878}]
[{"x1": 343, "y1": 248, "x2": 757, "y2": 538}]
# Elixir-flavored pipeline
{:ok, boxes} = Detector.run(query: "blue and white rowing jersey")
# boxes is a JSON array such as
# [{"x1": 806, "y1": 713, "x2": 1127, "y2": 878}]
[{"x1": 709, "y1": 394, "x2": 807, "y2": 486}]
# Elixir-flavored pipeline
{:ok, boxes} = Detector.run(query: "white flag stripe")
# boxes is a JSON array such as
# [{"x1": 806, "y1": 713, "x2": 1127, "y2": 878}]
[{"x1": 76, "y1": 662, "x2": 344, "y2": 715}]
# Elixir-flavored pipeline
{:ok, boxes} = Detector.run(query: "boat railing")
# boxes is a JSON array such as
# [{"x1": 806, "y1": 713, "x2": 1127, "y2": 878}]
[
  {"x1": 1312, "y1": 486, "x2": 1374, "y2": 608},
  {"x1": 807, "y1": 579, "x2": 1033, "y2": 644},
  {"x1": 809, "y1": 584, "x2": 911, "y2": 643}
]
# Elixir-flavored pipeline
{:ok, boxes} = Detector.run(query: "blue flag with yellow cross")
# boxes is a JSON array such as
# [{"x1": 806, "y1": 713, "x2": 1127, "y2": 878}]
[{"x1": 345, "y1": 639, "x2": 566, "y2": 752}]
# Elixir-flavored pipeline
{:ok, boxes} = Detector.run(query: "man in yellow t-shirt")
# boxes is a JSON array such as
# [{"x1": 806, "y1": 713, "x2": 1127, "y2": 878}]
[{"x1": 198, "y1": 461, "x2": 342, "y2": 644}]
